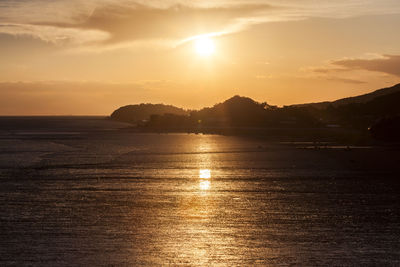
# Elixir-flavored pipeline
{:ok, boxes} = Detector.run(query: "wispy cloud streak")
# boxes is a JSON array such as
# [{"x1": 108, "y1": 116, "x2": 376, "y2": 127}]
[{"x1": 332, "y1": 55, "x2": 400, "y2": 77}]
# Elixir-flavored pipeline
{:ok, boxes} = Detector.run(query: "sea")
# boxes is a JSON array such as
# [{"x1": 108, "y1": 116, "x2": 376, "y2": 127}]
[{"x1": 0, "y1": 116, "x2": 399, "y2": 266}]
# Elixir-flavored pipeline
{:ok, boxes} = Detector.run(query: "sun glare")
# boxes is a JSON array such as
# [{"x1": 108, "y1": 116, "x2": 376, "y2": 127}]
[{"x1": 195, "y1": 37, "x2": 215, "y2": 56}]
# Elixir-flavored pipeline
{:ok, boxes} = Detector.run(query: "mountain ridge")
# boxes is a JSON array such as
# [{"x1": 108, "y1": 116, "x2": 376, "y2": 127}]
[{"x1": 291, "y1": 83, "x2": 400, "y2": 109}]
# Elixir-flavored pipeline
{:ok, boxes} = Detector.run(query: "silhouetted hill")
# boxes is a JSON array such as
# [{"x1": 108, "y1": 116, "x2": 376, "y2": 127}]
[
  {"x1": 190, "y1": 95, "x2": 272, "y2": 127},
  {"x1": 333, "y1": 83, "x2": 400, "y2": 105},
  {"x1": 294, "y1": 83, "x2": 400, "y2": 109},
  {"x1": 111, "y1": 83, "x2": 400, "y2": 142},
  {"x1": 320, "y1": 90, "x2": 400, "y2": 129},
  {"x1": 110, "y1": 103, "x2": 188, "y2": 124},
  {"x1": 146, "y1": 95, "x2": 319, "y2": 130}
]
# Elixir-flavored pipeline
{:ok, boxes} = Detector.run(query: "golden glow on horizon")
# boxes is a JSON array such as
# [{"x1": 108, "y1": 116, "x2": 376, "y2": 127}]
[{"x1": 195, "y1": 37, "x2": 215, "y2": 56}]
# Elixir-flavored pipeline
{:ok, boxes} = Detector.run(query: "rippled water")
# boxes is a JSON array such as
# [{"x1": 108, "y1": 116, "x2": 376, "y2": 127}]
[{"x1": 0, "y1": 117, "x2": 399, "y2": 266}]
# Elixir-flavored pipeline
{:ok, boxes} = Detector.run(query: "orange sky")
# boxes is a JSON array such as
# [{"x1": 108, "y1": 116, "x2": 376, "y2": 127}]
[{"x1": 0, "y1": 1, "x2": 399, "y2": 115}]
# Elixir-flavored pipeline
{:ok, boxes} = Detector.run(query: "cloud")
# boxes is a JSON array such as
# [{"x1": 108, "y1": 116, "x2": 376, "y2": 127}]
[
  {"x1": 0, "y1": 2, "x2": 276, "y2": 47},
  {"x1": 69, "y1": 3, "x2": 275, "y2": 43},
  {"x1": 331, "y1": 55, "x2": 400, "y2": 77},
  {"x1": 1, "y1": 0, "x2": 400, "y2": 49},
  {"x1": 325, "y1": 77, "x2": 366, "y2": 84},
  {"x1": 299, "y1": 66, "x2": 367, "y2": 84},
  {"x1": 0, "y1": 23, "x2": 109, "y2": 45},
  {"x1": 305, "y1": 67, "x2": 348, "y2": 74}
]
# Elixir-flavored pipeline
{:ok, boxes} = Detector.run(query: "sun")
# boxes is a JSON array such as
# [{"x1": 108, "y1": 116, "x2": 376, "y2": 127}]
[{"x1": 195, "y1": 36, "x2": 215, "y2": 56}]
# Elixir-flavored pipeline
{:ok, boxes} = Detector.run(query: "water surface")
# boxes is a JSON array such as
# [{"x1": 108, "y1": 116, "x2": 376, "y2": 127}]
[{"x1": 0, "y1": 117, "x2": 399, "y2": 265}]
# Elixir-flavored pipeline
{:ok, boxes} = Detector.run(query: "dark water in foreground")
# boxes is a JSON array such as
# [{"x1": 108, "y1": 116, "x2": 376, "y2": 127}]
[{"x1": 0, "y1": 117, "x2": 399, "y2": 266}]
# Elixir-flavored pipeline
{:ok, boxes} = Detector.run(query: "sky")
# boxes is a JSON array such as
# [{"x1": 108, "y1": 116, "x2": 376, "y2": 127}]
[{"x1": 0, "y1": 0, "x2": 400, "y2": 115}]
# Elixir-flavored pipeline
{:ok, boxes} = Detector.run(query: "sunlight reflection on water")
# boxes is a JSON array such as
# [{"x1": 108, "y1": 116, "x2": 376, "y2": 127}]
[
  {"x1": 2, "y1": 125, "x2": 398, "y2": 266},
  {"x1": 199, "y1": 180, "x2": 211, "y2": 190},
  {"x1": 199, "y1": 169, "x2": 211, "y2": 179},
  {"x1": 199, "y1": 169, "x2": 211, "y2": 191}
]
